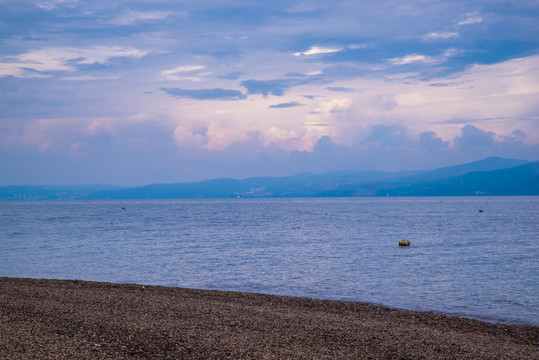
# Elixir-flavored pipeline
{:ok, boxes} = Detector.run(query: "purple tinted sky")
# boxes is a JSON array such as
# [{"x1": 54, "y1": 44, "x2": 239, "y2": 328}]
[{"x1": 1, "y1": 0, "x2": 538, "y2": 185}]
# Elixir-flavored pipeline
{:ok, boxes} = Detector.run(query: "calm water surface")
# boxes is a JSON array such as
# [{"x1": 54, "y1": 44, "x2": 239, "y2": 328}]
[{"x1": 1, "y1": 197, "x2": 537, "y2": 326}]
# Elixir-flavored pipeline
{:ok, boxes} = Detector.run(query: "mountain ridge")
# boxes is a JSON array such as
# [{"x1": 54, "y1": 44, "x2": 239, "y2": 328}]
[{"x1": 1, "y1": 157, "x2": 536, "y2": 200}]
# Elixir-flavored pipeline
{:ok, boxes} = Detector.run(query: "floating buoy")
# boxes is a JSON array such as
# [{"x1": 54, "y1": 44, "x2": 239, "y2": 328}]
[
  {"x1": 478, "y1": 209, "x2": 483, "y2": 213},
  {"x1": 122, "y1": 206, "x2": 126, "y2": 210},
  {"x1": 398, "y1": 240, "x2": 411, "y2": 246}
]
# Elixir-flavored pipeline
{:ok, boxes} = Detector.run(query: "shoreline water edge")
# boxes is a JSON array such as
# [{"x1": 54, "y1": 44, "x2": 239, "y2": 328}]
[{"x1": 1, "y1": 277, "x2": 537, "y2": 359}]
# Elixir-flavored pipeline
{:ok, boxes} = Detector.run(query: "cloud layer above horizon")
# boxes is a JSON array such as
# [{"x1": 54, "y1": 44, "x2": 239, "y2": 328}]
[{"x1": 1, "y1": 0, "x2": 538, "y2": 185}]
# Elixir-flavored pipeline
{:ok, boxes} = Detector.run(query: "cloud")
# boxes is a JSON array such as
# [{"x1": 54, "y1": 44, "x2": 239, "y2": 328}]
[
  {"x1": 422, "y1": 32, "x2": 459, "y2": 40},
  {"x1": 428, "y1": 82, "x2": 449, "y2": 87},
  {"x1": 447, "y1": 124, "x2": 539, "y2": 161},
  {"x1": 421, "y1": 13, "x2": 483, "y2": 43},
  {"x1": 441, "y1": 117, "x2": 506, "y2": 125},
  {"x1": 0, "y1": 46, "x2": 147, "y2": 78},
  {"x1": 219, "y1": 72, "x2": 243, "y2": 80},
  {"x1": 61, "y1": 75, "x2": 120, "y2": 81},
  {"x1": 111, "y1": 10, "x2": 171, "y2": 25},
  {"x1": 362, "y1": 125, "x2": 411, "y2": 148},
  {"x1": 419, "y1": 131, "x2": 449, "y2": 150},
  {"x1": 0, "y1": 64, "x2": 52, "y2": 79},
  {"x1": 160, "y1": 87, "x2": 245, "y2": 100},
  {"x1": 458, "y1": 16, "x2": 483, "y2": 26},
  {"x1": 179, "y1": 125, "x2": 538, "y2": 180},
  {"x1": 269, "y1": 102, "x2": 304, "y2": 109},
  {"x1": 419, "y1": 12, "x2": 482, "y2": 44},
  {"x1": 36, "y1": 0, "x2": 80, "y2": 11},
  {"x1": 293, "y1": 44, "x2": 369, "y2": 58},
  {"x1": 388, "y1": 48, "x2": 460, "y2": 67},
  {"x1": 294, "y1": 46, "x2": 342, "y2": 56},
  {"x1": 161, "y1": 65, "x2": 207, "y2": 81},
  {"x1": 326, "y1": 86, "x2": 355, "y2": 92},
  {"x1": 3, "y1": 114, "x2": 537, "y2": 186},
  {"x1": 174, "y1": 125, "x2": 209, "y2": 148},
  {"x1": 241, "y1": 79, "x2": 300, "y2": 97},
  {"x1": 163, "y1": 65, "x2": 205, "y2": 73},
  {"x1": 454, "y1": 124, "x2": 496, "y2": 148},
  {"x1": 388, "y1": 54, "x2": 432, "y2": 65},
  {"x1": 2, "y1": 0, "x2": 539, "y2": 185},
  {"x1": 347, "y1": 44, "x2": 370, "y2": 50}
]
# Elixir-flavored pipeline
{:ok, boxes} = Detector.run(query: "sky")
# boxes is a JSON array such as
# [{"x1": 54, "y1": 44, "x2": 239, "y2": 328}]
[{"x1": 1, "y1": 0, "x2": 538, "y2": 186}]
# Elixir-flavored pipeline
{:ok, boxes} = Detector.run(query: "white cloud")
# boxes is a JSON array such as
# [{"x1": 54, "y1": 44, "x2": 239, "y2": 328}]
[
  {"x1": 0, "y1": 46, "x2": 147, "y2": 78},
  {"x1": 387, "y1": 49, "x2": 459, "y2": 66},
  {"x1": 384, "y1": 55, "x2": 539, "y2": 142},
  {"x1": 394, "y1": 92, "x2": 427, "y2": 106},
  {"x1": 347, "y1": 44, "x2": 370, "y2": 50},
  {"x1": 161, "y1": 65, "x2": 207, "y2": 81},
  {"x1": 164, "y1": 65, "x2": 205, "y2": 73},
  {"x1": 459, "y1": 16, "x2": 483, "y2": 26},
  {"x1": 286, "y1": 3, "x2": 332, "y2": 13},
  {"x1": 388, "y1": 54, "x2": 432, "y2": 65},
  {"x1": 9, "y1": 55, "x2": 537, "y2": 162},
  {"x1": 36, "y1": 0, "x2": 80, "y2": 11},
  {"x1": 174, "y1": 125, "x2": 209, "y2": 148},
  {"x1": 442, "y1": 48, "x2": 460, "y2": 58},
  {"x1": 422, "y1": 32, "x2": 459, "y2": 40},
  {"x1": 111, "y1": 11, "x2": 171, "y2": 25},
  {"x1": 294, "y1": 46, "x2": 342, "y2": 56},
  {"x1": 0, "y1": 62, "x2": 52, "y2": 78},
  {"x1": 264, "y1": 127, "x2": 299, "y2": 148},
  {"x1": 299, "y1": 98, "x2": 355, "y2": 150},
  {"x1": 1, "y1": 114, "x2": 157, "y2": 153},
  {"x1": 61, "y1": 75, "x2": 120, "y2": 81},
  {"x1": 420, "y1": 14, "x2": 482, "y2": 43}
]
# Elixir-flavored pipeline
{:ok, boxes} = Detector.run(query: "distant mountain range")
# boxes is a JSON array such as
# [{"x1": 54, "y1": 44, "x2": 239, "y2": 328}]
[{"x1": 1, "y1": 157, "x2": 537, "y2": 200}]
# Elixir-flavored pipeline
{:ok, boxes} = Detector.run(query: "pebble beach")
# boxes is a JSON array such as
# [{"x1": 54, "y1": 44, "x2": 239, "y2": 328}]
[{"x1": 1, "y1": 277, "x2": 537, "y2": 359}]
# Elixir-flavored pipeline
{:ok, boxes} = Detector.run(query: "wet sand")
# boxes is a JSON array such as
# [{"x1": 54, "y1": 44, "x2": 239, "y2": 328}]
[{"x1": 1, "y1": 277, "x2": 537, "y2": 359}]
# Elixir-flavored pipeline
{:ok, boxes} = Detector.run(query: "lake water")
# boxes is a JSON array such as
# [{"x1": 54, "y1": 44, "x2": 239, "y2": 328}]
[{"x1": 1, "y1": 197, "x2": 538, "y2": 326}]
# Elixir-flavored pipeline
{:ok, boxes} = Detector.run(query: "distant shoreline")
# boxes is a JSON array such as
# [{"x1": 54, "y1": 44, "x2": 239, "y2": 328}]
[
  {"x1": 2, "y1": 158, "x2": 538, "y2": 199},
  {"x1": 1, "y1": 277, "x2": 537, "y2": 359},
  {"x1": 1, "y1": 195, "x2": 538, "y2": 202}
]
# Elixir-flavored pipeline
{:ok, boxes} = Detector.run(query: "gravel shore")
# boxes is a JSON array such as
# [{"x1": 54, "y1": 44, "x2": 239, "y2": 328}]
[{"x1": 1, "y1": 277, "x2": 537, "y2": 359}]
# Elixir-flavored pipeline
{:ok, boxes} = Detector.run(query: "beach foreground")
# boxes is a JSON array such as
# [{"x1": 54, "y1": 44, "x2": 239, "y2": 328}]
[{"x1": 1, "y1": 278, "x2": 537, "y2": 359}]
